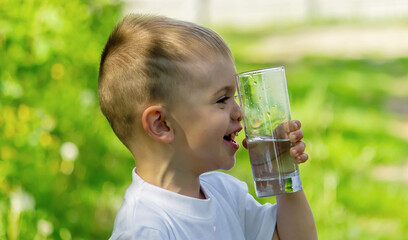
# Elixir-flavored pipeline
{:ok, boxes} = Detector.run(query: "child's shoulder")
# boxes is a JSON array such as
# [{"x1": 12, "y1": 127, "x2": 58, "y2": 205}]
[
  {"x1": 200, "y1": 171, "x2": 249, "y2": 197},
  {"x1": 110, "y1": 195, "x2": 169, "y2": 239}
]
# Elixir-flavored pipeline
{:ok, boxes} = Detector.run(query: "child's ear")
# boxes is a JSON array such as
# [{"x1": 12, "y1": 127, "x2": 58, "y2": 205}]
[{"x1": 141, "y1": 105, "x2": 174, "y2": 143}]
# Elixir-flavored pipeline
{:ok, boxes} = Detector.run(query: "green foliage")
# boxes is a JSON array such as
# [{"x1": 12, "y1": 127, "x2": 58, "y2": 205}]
[
  {"x1": 1, "y1": 1, "x2": 408, "y2": 239},
  {"x1": 0, "y1": 0, "x2": 132, "y2": 239},
  {"x1": 221, "y1": 28, "x2": 408, "y2": 239}
]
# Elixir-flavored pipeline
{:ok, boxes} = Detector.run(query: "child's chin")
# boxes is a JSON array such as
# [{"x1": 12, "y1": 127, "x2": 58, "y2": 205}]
[{"x1": 221, "y1": 157, "x2": 236, "y2": 170}]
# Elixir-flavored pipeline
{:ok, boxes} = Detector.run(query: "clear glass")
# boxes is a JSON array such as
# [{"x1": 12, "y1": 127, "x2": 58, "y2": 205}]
[{"x1": 236, "y1": 66, "x2": 302, "y2": 197}]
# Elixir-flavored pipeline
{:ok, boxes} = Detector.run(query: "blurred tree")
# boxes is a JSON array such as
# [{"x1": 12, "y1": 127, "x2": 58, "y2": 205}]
[{"x1": 0, "y1": 0, "x2": 135, "y2": 239}]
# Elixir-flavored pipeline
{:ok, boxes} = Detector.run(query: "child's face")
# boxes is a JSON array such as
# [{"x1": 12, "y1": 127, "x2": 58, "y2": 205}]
[{"x1": 169, "y1": 58, "x2": 243, "y2": 174}]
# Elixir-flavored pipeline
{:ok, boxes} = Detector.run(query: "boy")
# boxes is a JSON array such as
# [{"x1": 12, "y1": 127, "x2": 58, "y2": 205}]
[{"x1": 98, "y1": 14, "x2": 317, "y2": 239}]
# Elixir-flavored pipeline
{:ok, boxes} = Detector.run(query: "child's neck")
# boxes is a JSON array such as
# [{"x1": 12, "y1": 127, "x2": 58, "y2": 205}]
[{"x1": 136, "y1": 164, "x2": 206, "y2": 199}]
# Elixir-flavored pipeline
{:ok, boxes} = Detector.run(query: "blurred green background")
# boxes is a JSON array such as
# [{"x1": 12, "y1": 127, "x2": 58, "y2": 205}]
[{"x1": 1, "y1": 0, "x2": 407, "y2": 239}]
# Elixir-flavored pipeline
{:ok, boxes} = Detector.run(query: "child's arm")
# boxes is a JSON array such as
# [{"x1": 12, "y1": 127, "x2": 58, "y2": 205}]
[
  {"x1": 274, "y1": 120, "x2": 317, "y2": 239},
  {"x1": 242, "y1": 120, "x2": 317, "y2": 239},
  {"x1": 275, "y1": 190, "x2": 317, "y2": 239}
]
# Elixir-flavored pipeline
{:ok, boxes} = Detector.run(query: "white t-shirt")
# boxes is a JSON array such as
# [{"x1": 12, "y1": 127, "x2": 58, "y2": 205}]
[{"x1": 109, "y1": 168, "x2": 277, "y2": 240}]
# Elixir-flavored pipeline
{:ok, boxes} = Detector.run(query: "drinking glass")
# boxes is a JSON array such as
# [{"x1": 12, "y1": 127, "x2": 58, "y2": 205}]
[{"x1": 236, "y1": 66, "x2": 302, "y2": 197}]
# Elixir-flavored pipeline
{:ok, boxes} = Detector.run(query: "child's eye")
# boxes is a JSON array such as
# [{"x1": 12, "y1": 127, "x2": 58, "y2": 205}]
[{"x1": 216, "y1": 96, "x2": 230, "y2": 104}]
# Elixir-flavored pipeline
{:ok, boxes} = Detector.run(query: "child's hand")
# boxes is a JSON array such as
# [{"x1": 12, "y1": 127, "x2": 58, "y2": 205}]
[
  {"x1": 242, "y1": 120, "x2": 308, "y2": 164},
  {"x1": 288, "y1": 120, "x2": 308, "y2": 164}
]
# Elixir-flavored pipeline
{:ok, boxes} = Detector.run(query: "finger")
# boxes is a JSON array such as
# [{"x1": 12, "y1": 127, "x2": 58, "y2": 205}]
[
  {"x1": 290, "y1": 141, "x2": 306, "y2": 158},
  {"x1": 289, "y1": 120, "x2": 301, "y2": 131},
  {"x1": 289, "y1": 129, "x2": 304, "y2": 143},
  {"x1": 295, "y1": 153, "x2": 309, "y2": 164},
  {"x1": 242, "y1": 138, "x2": 248, "y2": 149}
]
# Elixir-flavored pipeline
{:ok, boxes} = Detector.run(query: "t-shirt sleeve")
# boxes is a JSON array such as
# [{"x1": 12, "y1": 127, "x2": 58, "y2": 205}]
[
  {"x1": 110, "y1": 227, "x2": 168, "y2": 240},
  {"x1": 201, "y1": 172, "x2": 277, "y2": 240},
  {"x1": 243, "y1": 193, "x2": 277, "y2": 240},
  {"x1": 216, "y1": 173, "x2": 277, "y2": 240}
]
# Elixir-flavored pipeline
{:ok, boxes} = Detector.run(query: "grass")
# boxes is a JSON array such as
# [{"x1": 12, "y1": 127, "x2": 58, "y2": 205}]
[{"x1": 218, "y1": 26, "x2": 408, "y2": 239}]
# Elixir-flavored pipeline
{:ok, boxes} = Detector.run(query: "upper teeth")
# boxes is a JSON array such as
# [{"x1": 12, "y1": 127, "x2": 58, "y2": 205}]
[{"x1": 231, "y1": 132, "x2": 238, "y2": 137}]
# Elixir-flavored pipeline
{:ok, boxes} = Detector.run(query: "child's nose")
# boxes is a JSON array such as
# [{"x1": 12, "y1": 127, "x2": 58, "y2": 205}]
[{"x1": 231, "y1": 102, "x2": 243, "y2": 122}]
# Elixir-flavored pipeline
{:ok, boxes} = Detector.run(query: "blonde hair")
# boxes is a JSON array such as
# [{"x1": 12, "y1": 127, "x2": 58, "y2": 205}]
[{"x1": 98, "y1": 14, "x2": 233, "y2": 147}]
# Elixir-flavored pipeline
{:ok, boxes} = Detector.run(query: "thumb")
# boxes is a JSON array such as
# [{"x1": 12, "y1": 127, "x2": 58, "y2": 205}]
[{"x1": 242, "y1": 138, "x2": 248, "y2": 149}]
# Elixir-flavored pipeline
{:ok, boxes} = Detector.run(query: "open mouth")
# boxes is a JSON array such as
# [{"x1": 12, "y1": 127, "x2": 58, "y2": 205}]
[
  {"x1": 223, "y1": 131, "x2": 239, "y2": 149},
  {"x1": 223, "y1": 132, "x2": 237, "y2": 141}
]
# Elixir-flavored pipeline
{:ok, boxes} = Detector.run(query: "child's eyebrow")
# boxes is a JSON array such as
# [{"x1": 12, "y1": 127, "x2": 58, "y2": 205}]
[{"x1": 213, "y1": 86, "x2": 235, "y2": 96}]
